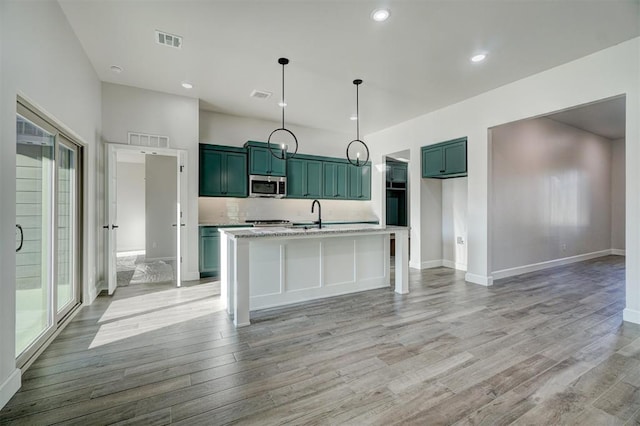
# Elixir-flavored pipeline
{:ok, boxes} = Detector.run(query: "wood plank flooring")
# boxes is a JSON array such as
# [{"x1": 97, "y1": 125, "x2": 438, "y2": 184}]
[{"x1": 2, "y1": 255, "x2": 640, "y2": 425}]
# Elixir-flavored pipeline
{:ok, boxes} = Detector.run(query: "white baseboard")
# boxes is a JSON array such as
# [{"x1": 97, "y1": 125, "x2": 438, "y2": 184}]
[
  {"x1": 442, "y1": 260, "x2": 468, "y2": 272},
  {"x1": 623, "y1": 308, "x2": 640, "y2": 325},
  {"x1": 492, "y1": 249, "x2": 612, "y2": 280},
  {"x1": 611, "y1": 249, "x2": 626, "y2": 256},
  {"x1": 0, "y1": 368, "x2": 21, "y2": 410},
  {"x1": 465, "y1": 272, "x2": 493, "y2": 286},
  {"x1": 409, "y1": 260, "x2": 422, "y2": 269},
  {"x1": 420, "y1": 260, "x2": 444, "y2": 269}
]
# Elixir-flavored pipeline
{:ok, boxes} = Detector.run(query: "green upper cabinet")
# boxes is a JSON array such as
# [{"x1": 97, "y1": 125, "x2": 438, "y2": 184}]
[
  {"x1": 348, "y1": 163, "x2": 371, "y2": 200},
  {"x1": 421, "y1": 137, "x2": 467, "y2": 179},
  {"x1": 323, "y1": 162, "x2": 348, "y2": 199},
  {"x1": 245, "y1": 141, "x2": 286, "y2": 176},
  {"x1": 287, "y1": 158, "x2": 322, "y2": 198},
  {"x1": 386, "y1": 160, "x2": 408, "y2": 189},
  {"x1": 199, "y1": 144, "x2": 248, "y2": 197}
]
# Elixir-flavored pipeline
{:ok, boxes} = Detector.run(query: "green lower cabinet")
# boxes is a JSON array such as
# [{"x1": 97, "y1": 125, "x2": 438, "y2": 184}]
[
  {"x1": 287, "y1": 158, "x2": 322, "y2": 198},
  {"x1": 323, "y1": 162, "x2": 348, "y2": 199},
  {"x1": 348, "y1": 164, "x2": 371, "y2": 200},
  {"x1": 199, "y1": 227, "x2": 220, "y2": 277}
]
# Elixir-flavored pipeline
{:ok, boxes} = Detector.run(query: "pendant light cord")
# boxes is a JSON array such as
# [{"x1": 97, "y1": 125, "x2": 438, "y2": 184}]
[
  {"x1": 281, "y1": 62, "x2": 285, "y2": 129},
  {"x1": 356, "y1": 83, "x2": 360, "y2": 140}
]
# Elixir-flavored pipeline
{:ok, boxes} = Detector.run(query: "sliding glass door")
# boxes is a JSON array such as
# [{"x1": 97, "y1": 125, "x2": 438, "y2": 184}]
[{"x1": 15, "y1": 102, "x2": 82, "y2": 364}]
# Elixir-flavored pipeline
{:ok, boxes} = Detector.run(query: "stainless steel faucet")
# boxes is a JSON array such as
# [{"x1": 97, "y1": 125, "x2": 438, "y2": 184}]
[{"x1": 311, "y1": 199, "x2": 322, "y2": 229}]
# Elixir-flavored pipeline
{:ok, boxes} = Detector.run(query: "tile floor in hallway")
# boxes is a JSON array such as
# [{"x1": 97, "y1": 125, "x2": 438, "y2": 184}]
[{"x1": 1, "y1": 255, "x2": 640, "y2": 425}]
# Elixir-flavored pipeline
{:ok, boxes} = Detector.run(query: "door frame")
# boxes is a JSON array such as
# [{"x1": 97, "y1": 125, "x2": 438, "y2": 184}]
[{"x1": 105, "y1": 143, "x2": 188, "y2": 294}]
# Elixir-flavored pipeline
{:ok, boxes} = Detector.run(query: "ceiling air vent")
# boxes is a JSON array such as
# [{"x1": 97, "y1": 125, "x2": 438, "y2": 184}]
[
  {"x1": 155, "y1": 30, "x2": 182, "y2": 49},
  {"x1": 250, "y1": 90, "x2": 272, "y2": 100}
]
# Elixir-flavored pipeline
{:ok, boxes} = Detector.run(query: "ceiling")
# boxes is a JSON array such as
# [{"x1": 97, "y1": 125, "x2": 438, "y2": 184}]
[
  {"x1": 547, "y1": 96, "x2": 626, "y2": 140},
  {"x1": 58, "y1": 0, "x2": 639, "y2": 135}
]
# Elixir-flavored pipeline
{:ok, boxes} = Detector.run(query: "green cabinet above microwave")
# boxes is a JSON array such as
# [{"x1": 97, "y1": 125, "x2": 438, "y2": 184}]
[
  {"x1": 245, "y1": 141, "x2": 286, "y2": 176},
  {"x1": 421, "y1": 137, "x2": 467, "y2": 179}
]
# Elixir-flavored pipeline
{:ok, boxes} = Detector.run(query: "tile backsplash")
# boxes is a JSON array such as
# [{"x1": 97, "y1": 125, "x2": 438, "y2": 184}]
[{"x1": 199, "y1": 197, "x2": 378, "y2": 224}]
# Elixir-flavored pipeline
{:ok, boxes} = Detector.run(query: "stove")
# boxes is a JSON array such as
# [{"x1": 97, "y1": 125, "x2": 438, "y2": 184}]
[{"x1": 245, "y1": 219, "x2": 293, "y2": 228}]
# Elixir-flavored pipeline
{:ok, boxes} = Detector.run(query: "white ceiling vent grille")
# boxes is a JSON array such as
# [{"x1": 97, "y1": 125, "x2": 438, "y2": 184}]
[
  {"x1": 155, "y1": 30, "x2": 182, "y2": 49},
  {"x1": 128, "y1": 132, "x2": 169, "y2": 148},
  {"x1": 250, "y1": 90, "x2": 272, "y2": 100}
]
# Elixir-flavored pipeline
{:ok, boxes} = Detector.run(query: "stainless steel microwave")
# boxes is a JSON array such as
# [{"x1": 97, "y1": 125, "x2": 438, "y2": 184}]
[{"x1": 249, "y1": 175, "x2": 286, "y2": 198}]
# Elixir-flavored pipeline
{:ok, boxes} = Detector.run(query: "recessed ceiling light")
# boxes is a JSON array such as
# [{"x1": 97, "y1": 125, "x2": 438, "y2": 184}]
[
  {"x1": 110, "y1": 65, "x2": 123, "y2": 73},
  {"x1": 371, "y1": 8, "x2": 390, "y2": 22},
  {"x1": 181, "y1": 81, "x2": 193, "y2": 89},
  {"x1": 350, "y1": 114, "x2": 358, "y2": 121},
  {"x1": 471, "y1": 53, "x2": 487, "y2": 63},
  {"x1": 278, "y1": 101, "x2": 287, "y2": 107}
]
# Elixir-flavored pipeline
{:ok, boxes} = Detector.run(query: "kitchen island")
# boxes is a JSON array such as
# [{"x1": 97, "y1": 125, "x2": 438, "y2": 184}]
[{"x1": 219, "y1": 225, "x2": 409, "y2": 327}]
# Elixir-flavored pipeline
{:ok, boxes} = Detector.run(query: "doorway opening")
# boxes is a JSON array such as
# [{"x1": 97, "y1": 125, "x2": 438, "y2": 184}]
[
  {"x1": 384, "y1": 151, "x2": 410, "y2": 260},
  {"x1": 105, "y1": 144, "x2": 187, "y2": 294},
  {"x1": 489, "y1": 95, "x2": 626, "y2": 280}
]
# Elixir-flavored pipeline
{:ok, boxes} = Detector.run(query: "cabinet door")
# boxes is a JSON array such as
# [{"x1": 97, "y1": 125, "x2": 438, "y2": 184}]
[
  {"x1": 224, "y1": 152, "x2": 248, "y2": 197},
  {"x1": 335, "y1": 163, "x2": 348, "y2": 199},
  {"x1": 249, "y1": 147, "x2": 271, "y2": 175},
  {"x1": 392, "y1": 164, "x2": 407, "y2": 183},
  {"x1": 199, "y1": 149, "x2": 223, "y2": 196},
  {"x1": 270, "y1": 153, "x2": 287, "y2": 177},
  {"x1": 422, "y1": 146, "x2": 444, "y2": 177},
  {"x1": 444, "y1": 140, "x2": 466, "y2": 174},
  {"x1": 322, "y1": 162, "x2": 337, "y2": 198},
  {"x1": 348, "y1": 164, "x2": 371, "y2": 199},
  {"x1": 306, "y1": 160, "x2": 323, "y2": 198},
  {"x1": 199, "y1": 232, "x2": 220, "y2": 275},
  {"x1": 286, "y1": 158, "x2": 306, "y2": 197}
]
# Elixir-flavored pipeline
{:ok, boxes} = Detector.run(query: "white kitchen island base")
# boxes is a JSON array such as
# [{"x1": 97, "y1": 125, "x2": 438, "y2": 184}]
[{"x1": 220, "y1": 226, "x2": 409, "y2": 327}]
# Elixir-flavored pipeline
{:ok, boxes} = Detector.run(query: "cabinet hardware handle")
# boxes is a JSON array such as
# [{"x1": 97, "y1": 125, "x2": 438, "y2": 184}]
[
  {"x1": 16, "y1": 224, "x2": 23, "y2": 252},
  {"x1": 440, "y1": 169, "x2": 445, "y2": 173}
]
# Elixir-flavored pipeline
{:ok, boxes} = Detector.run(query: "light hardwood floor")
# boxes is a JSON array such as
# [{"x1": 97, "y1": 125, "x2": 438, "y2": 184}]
[{"x1": 2, "y1": 255, "x2": 640, "y2": 425}]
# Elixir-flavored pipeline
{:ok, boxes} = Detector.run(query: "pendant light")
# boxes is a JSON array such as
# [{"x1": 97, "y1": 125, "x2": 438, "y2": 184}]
[
  {"x1": 346, "y1": 79, "x2": 369, "y2": 167},
  {"x1": 267, "y1": 57, "x2": 298, "y2": 160}
]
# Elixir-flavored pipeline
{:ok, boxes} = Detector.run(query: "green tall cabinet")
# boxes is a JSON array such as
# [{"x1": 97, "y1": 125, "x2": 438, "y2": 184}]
[{"x1": 199, "y1": 144, "x2": 248, "y2": 197}]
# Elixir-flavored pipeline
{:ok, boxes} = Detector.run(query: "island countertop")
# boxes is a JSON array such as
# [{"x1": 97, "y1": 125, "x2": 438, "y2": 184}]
[{"x1": 219, "y1": 224, "x2": 408, "y2": 239}]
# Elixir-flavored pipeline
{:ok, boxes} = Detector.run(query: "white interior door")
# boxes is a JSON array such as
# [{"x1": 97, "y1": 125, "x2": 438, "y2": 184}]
[
  {"x1": 106, "y1": 144, "x2": 118, "y2": 295},
  {"x1": 175, "y1": 151, "x2": 185, "y2": 287}
]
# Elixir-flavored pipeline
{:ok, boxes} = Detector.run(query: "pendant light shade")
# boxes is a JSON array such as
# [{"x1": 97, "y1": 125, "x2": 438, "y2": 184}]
[
  {"x1": 346, "y1": 79, "x2": 369, "y2": 167},
  {"x1": 267, "y1": 57, "x2": 298, "y2": 160}
]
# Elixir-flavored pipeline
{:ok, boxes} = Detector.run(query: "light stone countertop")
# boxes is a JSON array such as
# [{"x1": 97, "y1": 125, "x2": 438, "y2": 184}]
[{"x1": 219, "y1": 224, "x2": 408, "y2": 239}]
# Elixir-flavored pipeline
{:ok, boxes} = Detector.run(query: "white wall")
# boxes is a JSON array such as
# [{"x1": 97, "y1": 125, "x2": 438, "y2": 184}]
[
  {"x1": 102, "y1": 83, "x2": 199, "y2": 280},
  {"x1": 200, "y1": 111, "x2": 352, "y2": 157},
  {"x1": 116, "y1": 161, "x2": 145, "y2": 252},
  {"x1": 442, "y1": 178, "x2": 468, "y2": 270},
  {"x1": 0, "y1": 0, "x2": 101, "y2": 408},
  {"x1": 366, "y1": 38, "x2": 639, "y2": 322},
  {"x1": 145, "y1": 155, "x2": 177, "y2": 259},
  {"x1": 491, "y1": 118, "x2": 613, "y2": 272},
  {"x1": 611, "y1": 138, "x2": 626, "y2": 251}
]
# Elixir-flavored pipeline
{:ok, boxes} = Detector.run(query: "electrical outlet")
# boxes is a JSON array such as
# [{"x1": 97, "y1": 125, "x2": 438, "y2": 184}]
[
  {"x1": 456, "y1": 236, "x2": 464, "y2": 245},
  {"x1": 561, "y1": 243, "x2": 567, "y2": 251}
]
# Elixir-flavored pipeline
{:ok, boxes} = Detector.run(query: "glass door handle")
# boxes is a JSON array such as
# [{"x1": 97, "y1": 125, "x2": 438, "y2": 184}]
[{"x1": 16, "y1": 224, "x2": 23, "y2": 252}]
